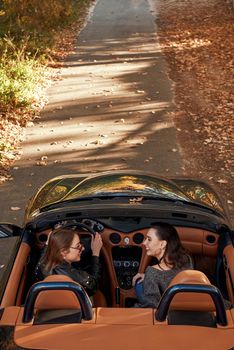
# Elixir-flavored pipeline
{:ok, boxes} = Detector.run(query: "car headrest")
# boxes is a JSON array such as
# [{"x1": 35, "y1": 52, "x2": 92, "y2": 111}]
[
  {"x1": 167, "y1": 270, "x2": 216, "y2": 311},
  {"x1": 34, "y1": 275, "x2": 81, "y2": 310}
]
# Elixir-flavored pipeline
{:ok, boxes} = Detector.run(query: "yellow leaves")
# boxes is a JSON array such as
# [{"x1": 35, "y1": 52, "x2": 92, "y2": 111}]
[
  {"x1": 157, "y1": 0, "x2": 233, "y2": 217},
  {"x1": 1, "y1": 0, "x2": 75, "y2": 32}
]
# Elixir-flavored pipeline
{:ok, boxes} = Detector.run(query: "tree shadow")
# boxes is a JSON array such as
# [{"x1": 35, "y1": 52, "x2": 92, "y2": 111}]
[{"x1": 0, "y1": 2, "x2": 182, "y2": 223}]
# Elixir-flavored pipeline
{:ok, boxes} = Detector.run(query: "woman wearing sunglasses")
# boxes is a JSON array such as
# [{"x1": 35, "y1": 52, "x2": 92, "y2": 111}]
[{"x1": 35, "y1": 228, "x2": 103, "y2": 297}]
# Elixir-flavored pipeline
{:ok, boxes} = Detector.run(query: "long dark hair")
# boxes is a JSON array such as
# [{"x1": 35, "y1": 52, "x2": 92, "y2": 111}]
[
  {"x1": 43, "y1": 228, "x2": 78, "y2": 272},
  {"x1": 151, "y1": 222, "x2": 189, "y2": 269}
]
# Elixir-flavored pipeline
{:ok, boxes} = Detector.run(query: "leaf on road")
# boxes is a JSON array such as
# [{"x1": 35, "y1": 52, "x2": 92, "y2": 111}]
[
  {"x1": 11, "y1": 206, "x2": 21, "y2": 211},
  {"x1": 217, "y1": 179, "x2": 228, "y2": 184}
]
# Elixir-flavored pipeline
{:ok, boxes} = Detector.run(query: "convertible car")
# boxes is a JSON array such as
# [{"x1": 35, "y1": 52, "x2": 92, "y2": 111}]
[{"x1": 0, "y1": 170, "x2": 234, "y2": 350}]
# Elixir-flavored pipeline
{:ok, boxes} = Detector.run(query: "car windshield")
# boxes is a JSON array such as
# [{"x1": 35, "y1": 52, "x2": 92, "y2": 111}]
[
  {"x1": 68, "y1": 175, "x2": 190, "y2": 200},
  {"x1": 41, "y1": 174, "x2": 190, "y2": 207},
  {"x1": 28, "y1": 173, "x2": 226, "y2": 217}
]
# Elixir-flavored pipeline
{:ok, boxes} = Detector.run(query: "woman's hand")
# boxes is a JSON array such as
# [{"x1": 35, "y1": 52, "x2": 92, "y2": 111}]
[
  {"x1": 91, "y1": 233, "x2": 103, "y2": 257},
  {"x1": 132, "y1": 273, "x2": 145, "y2": 286}
]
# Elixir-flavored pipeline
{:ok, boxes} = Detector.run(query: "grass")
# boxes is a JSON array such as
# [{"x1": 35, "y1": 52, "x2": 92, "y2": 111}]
[
  {"x1": 0, "y1": 0, "x2": 93, "y2": 168},
  {"x1": 0, "y1": 54, "x2": 45, "y2": 111},
  {"x1": 0, "y1": 0, "x2": 92, "y2": 114},
  {"x1": 0, "y1": 32, "x2": 49, "y2": 115}
]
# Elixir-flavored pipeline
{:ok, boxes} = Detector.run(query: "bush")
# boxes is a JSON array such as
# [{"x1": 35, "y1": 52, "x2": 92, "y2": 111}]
[
  {"x1": 1, "y1": 0, "x2": 76, "y2": 33},
  {"x1": 0, "y1": 0, "x2": 90, "y2": 55},
  {"x1": 0, "y1": 59, "x2": 43, "y2": 110},
  {"x1": 0, "y1": 36, "x2": 45, "y2": 112},
  {"x1": 0, "y1": 0, "x2": 90, "y2": 112}
]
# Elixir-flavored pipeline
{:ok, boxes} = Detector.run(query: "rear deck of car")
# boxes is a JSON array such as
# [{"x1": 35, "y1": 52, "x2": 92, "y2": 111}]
[{"x1": 0, "y1": 306, "x2": 233, "y2": 350}]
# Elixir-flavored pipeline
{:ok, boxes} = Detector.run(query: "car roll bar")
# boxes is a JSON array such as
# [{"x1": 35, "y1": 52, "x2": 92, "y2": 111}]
[
  {"x1": 155, "y1": 283, "x2": 227, "y2": 326},
  {"x1": 23, "y1": 281, "x2": 93, "y2": 323}
]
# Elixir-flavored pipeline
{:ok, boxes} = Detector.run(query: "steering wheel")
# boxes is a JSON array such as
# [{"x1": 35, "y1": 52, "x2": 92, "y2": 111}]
[{"x1": 61, "y1": 221, "x2": 97, "y2": 236}]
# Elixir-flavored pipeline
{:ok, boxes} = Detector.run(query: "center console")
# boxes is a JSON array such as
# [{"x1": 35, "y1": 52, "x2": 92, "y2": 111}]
[{"x1": 112, "y1": 246, "x2": 142, "y2": 289}]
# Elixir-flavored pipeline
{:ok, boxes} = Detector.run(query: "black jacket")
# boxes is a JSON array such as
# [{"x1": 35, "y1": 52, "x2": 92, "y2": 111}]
[{"x1": 35, "y1": 251, "x2": 101, "y2": 296}]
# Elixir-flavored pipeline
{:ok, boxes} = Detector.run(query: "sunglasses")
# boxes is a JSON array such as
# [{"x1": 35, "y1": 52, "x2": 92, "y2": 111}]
[{"x1": 70, "y1": 243, "x2": 83, "y2": 252}]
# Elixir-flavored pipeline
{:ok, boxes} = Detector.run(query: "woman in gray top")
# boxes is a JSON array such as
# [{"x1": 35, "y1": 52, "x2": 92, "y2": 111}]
[{"x1": 132, "y1": 223, "x2": 193, "y2": 308}]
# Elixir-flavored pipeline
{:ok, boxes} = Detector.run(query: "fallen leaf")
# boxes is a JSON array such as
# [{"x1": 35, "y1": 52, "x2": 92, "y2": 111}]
[
  {"x1": 27, "y1": 121, "x2": 34, "y2": 127},
  {"x1": 36, "y1": 160, "x2": 47, "y2": 166},
  {"x1": 11, "y1": 206, "x2": 21, "y2": 211},
  {"x1": 217, "y1": 179, "x2": 228, "y2": 184}
]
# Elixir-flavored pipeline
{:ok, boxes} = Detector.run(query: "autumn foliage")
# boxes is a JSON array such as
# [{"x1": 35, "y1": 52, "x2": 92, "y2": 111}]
[
  {"x1": 0, "y1": 0, "x2": 91, "y2": 170},
  {"x1": 1, "y1": 0, "x2": 76, "y2": 33},
  {"x1": 0, "y1": 0, "x2": 78, "y2": 115}
]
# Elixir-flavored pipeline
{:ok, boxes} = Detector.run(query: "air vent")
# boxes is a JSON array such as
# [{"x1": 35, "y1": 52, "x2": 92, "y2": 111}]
[
  {"x1": 133, "y1": 233, "x2": 144, "y2": 244},
  {"x1": 206, "y1": 235, "x2": 216, "y2": 244},
  {"x1": 109, "y1": 232, "x2": 121, "y2": 244}
]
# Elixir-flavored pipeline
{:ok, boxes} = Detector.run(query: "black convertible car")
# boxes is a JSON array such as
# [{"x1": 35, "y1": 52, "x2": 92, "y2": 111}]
[{"x1": 0, "y1": 171, "x2": 233, "y2": 350}]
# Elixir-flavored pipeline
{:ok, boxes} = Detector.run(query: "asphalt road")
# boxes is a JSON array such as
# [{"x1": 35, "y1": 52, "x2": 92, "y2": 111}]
[{"x1": 0, "y1": 0, "x2": 183, "y2": 225}]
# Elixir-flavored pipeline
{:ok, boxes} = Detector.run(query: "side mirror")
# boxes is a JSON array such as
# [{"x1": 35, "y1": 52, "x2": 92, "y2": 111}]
[{"x1": 0, "y1": 223, "x2": 22, "y2": 237}]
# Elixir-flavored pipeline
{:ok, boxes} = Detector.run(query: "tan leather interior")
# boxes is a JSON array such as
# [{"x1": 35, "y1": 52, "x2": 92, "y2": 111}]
[
  {"x1": 13, "y1": 309, "x2": 234, "y2": 350},
  {"x1": 96, "y1": 307, "x2": 153, "y2": 324},
  {"x1": 0, "y1": 306, "x2": 21, "y2": 326},
  {"x1": 1, "y1": 305, "x2": 234, "y2": 349},
  {"x1": 100, "y1": 227, "x2": 218, "y2": 306},
  {"x1": 168, "y1": 270, "x2": 216, "y2": 311},
  {"x1": 34, "y1": 275, "x2": 81, "y2": 310},
  {"x1": 36, "y1": 227, "x2": 218, "y2": 256},
  {"x1": 93, "y1": 289, "x2": 108, "y2": 307},
  {"x1": 223, "y1": 245, "x2": 234, "y2": 305},
  {"x1": 1, "y1": 242, "x2": 31, "y2": 308},
  {"x1": 1, "y1": 223, "x2": 233, "y2": 350},
  {"x1": 0, "y1": 225, "x2": 223, "y2": 311},
  {"x1": 35, "y1": 227, "x2": 220, "y2": 308},
  {"x1": 34, "y1": 274, "x2": 107, "y2": 310}
]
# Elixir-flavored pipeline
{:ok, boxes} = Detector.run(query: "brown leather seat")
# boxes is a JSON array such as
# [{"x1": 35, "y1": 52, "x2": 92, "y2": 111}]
[
  {"x1": 34, "y1": 275, "x2": 81, "y2": 311},
  {"x1": 33, "y1": 275, "x2": 84, "y2": 324},
  {"x1": 168, "y1": 269, "x2": 216, "y2": 312},
  {"x1": 35, "y1": 274, "x2": 107, "y2": 308},
  {"x1": 156, "y1": 270, "x2": 224, "y2": 327}
]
